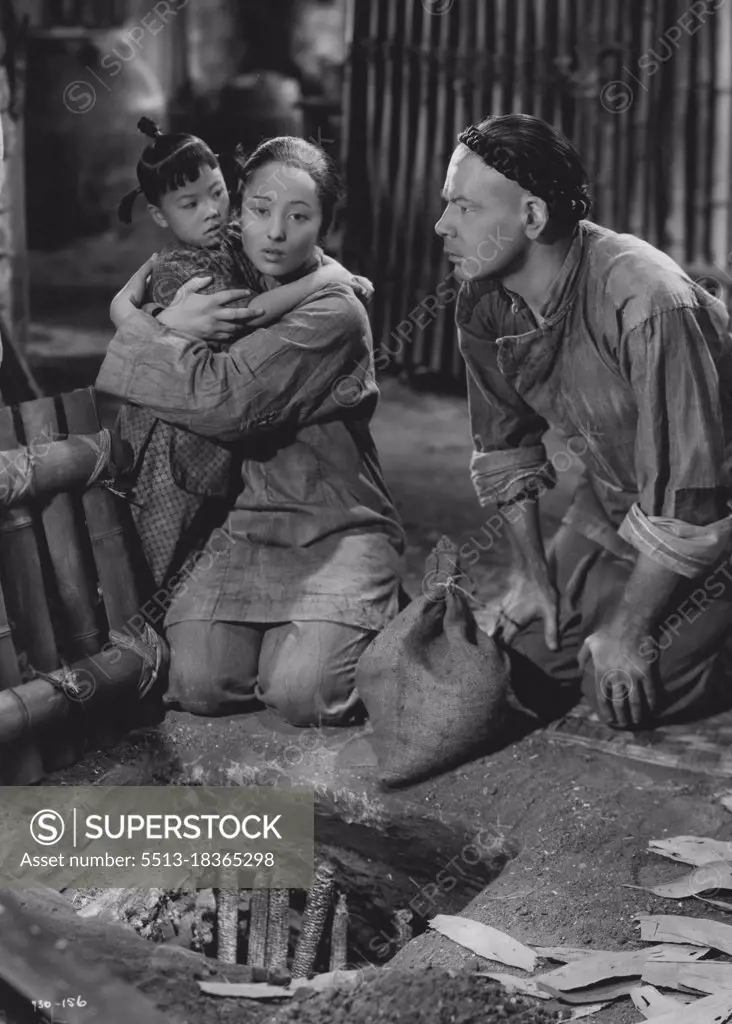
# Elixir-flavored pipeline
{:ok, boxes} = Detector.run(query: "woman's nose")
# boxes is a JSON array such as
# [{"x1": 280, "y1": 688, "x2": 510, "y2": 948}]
[{"x1": 267, "y1": 218, "x2": 286, "y2": 241}]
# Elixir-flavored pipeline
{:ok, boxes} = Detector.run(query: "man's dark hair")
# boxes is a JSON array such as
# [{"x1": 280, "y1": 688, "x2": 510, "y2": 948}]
[{"x1": 457, "y1": 114, "x2": 593, "y2": 235}]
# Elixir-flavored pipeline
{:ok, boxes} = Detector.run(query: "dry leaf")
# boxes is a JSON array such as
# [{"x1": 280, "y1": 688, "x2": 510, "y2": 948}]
[
  {"x1": 428, "y1": 914, "x2": 537, "y2": 971},
  {"x1": 625, "y1": 862, "x2": 732, "y2": 899},
  {"x1": 637, "y1": 914, "x2": 732, "y2": 956},
  {"x1": 538, "y1": 978, "x2": 636, "y2": 1004},
  {"x1": 631, "y1": 985, "x2": 693, "y2": 1018},
  {"x1": 535, "y1": 945, "x2": 678, "y2": 992},
  {"x1": 198, "y1": 982, "x2": 293, "y2": 999},
  {"x1": 696, "y1": 895, "x2": 732, "y2": 913},
  {"x1": 649, "y1": 991, "x2": 732, "y2": 1023},
  {"x1": 533, "y1": 946, "x2": 616, "y2": 962},
  {"x1": 293, "y1": 970, "x2": 371, "y2": 993},
  {"x1": 648, "y1": 837, "x2": 732, "y2": 867},
  {"x1": 474, "y1": 972, "x2": 550, "y2": 999},
  {"x1": 566, "y1": 1006, "x2": 611, "y2": 1020},
  {"x1": 645, "y1": 945, "x2": 710, "y2": 962}
]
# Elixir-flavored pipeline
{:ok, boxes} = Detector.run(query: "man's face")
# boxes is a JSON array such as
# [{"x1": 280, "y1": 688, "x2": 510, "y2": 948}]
[
  {"x1": 151, "y1": 165, "x2": 230, "y2": 248},
  {"x1": 435, "y1": 145, "x2": 529, "y2": 282}
]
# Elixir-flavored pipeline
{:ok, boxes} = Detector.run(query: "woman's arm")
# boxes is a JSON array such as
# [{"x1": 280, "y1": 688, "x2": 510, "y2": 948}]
[
  {"x1": 110, "y1": 261, "x2": 264, "y2": 340},
  {"x1": 97, "y1": 286, "x2": 373, "y2": 442}
]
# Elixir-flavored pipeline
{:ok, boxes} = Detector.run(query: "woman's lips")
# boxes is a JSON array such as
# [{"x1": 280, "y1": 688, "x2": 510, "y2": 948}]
[{"x1": 261, "y1": 249, "x2": 285, "y2": 261}]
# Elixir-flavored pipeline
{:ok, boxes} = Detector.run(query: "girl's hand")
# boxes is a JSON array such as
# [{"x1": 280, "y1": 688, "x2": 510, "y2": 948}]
[
  {"x1": 110, "y1": 254, "x2": 159, "y2": 327},
  {"x1": 314, "y1": 262, "x2": 374, "y2": 303},
  {"x1": 156, "y1": 277, "x2": 264, "y2": 342}
]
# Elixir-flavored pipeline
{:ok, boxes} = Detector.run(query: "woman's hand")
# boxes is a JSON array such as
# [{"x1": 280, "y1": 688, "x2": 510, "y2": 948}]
[
  {"x1": 110, "y1": 254, "x2": 159, "y2": 328},
  {"x1": 156, "y1": 277, "x2": 264, "y2": 342}
]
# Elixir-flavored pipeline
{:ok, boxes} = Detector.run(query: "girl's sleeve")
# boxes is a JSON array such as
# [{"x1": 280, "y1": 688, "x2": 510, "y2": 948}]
[{"x1": 96, "y1": 284, "x2": 374, "y2": 443}]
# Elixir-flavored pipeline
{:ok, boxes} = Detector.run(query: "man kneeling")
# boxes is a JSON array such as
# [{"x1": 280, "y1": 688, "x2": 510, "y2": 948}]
[{"x1": 436, "y1": 113, "x2": 732, "y2": 730}]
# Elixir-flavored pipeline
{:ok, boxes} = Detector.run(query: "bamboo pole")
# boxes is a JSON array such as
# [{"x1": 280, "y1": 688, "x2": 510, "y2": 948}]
[
  {"x1": 711, "y1": 0, "x2": 732, "y2": 270},
  {"x1": 0, "y1": 407, "x2": 58, "y2": 676},
  {"x1": 400, "y1": 0, "x2": 432, "y2": 380},
  {"x1": 60, "y1": 389, "x2": 143, "y2": 633},
  {"x1": 387, "y1": 0, "x2": 415, "y2": 369},
  {"x1": 0, "y1": 641, "x2": 158, "y2": 784},
  {"x1": 430, "y1": 5, "x2": 455, "y2": 377},
  {"x1": 665, "y1": 0, "x2": 692, "y2": 263},
  {"x1": 19, "y1": 397, "x2": 101, "y2": 663},
  {"x1": 0, "y1": 431, "x2": 116, "y2": 506}
]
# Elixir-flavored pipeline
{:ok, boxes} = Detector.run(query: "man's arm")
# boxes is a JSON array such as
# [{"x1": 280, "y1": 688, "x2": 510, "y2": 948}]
[
  {"x1": 457, "y1": 282, "x2": 559, "y2": 646},
  {"x1": 584, "y1": 306, "x2": 732, "y2": 725},
  {"x1": 96, "y1": 285, "x2": 373, "y2": 442}
]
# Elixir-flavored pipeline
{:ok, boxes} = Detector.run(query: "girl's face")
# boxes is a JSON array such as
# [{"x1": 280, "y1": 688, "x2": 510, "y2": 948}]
[
  {"x1": 240, "y1": 162, "x2": 323, "y2": 277},
  {"x1": 150, "y1": 164, "x2": 230, "y2": 248}
]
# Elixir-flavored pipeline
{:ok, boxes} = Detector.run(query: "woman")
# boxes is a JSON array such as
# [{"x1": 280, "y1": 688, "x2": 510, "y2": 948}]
[{"x1": 97, "y1": 137, "x2": 406, "y2": 726}]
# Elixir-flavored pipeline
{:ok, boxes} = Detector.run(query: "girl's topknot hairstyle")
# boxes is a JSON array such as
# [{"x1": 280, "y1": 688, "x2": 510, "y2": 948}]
[
  {"x1": 118, "y1": 117, "x2": 220, "y2": 224},
  {"x1": 236, "y1": 136, "x2": 346, "y2": 237},
  {"x1": 457, "y1": 113, "x2": 593, "y2": 232}
]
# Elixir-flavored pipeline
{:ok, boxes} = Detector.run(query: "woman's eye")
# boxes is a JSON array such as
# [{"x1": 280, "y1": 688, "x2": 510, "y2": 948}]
[
  {"x1": 291, "y1": 213, "x2": 307, "y2": 222},
  {"x1": 250, "y1": 206, "x2": 269, "y2": 216}
]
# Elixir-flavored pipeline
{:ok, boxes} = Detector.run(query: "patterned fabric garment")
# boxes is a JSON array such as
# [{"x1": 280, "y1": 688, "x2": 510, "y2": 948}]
[{"x1": 117, "y1": 220, "x2": 265, "y2": 588}]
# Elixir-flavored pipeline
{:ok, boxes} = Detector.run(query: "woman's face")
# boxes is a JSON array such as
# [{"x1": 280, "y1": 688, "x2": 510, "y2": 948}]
[{"x1": 240, "y1": 162, "x2": 323, "y2": 277}]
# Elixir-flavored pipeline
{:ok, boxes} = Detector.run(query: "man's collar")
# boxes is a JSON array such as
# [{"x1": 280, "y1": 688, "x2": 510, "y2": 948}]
[{"x1": 501, "y1": 223, "x2": 586, "y2": 324}]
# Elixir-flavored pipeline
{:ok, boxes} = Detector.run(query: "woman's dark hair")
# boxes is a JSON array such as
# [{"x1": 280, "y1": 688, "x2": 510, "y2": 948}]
[
  {"x1": 118, "y1": 117, "x2": 220, "y2": 223},
  {"x1": 457, "y1": 114, "x2": 592, "y2": 235},
  {"x1": 236, "y1": 137, "x2": 346, "y2": 236}
]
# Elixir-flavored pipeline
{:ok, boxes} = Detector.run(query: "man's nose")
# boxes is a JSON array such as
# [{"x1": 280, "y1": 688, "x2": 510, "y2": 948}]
[{"x1": 434, "y1": 209, "x2": 453, "y2": 237}]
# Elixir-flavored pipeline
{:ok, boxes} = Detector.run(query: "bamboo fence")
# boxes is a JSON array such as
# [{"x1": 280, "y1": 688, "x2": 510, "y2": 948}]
[
  {"x1": 341, "y1": 0, "x2": 732, "y2": 388},
  {"x1": 0, "y1": 387, "x2": 166, "y2": 783}
]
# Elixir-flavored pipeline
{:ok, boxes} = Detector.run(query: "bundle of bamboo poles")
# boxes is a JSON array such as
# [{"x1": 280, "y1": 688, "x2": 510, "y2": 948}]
[
  {"x1": 0, "y1": 429, "x2": 129, "y2": 507},
  {"x1": 0, "y1": 387, "x2": 166, "y2": 783}
]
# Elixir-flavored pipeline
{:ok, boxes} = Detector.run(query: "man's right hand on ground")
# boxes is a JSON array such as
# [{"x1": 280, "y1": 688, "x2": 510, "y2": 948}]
[{"x1": 483, "y1": 568, "x2": 560, "y2": 650}]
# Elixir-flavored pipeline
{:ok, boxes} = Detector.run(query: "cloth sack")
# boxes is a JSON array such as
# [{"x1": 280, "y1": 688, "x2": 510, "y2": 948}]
[{"x1": 356, "y1": 536, "x2": 528, "y2": 788}]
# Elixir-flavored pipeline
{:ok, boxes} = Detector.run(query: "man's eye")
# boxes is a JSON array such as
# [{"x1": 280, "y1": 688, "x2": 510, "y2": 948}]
[
  {"x1": 183, "y1": 202, "x2": 196, "y2": 209},
  {"x1": 250, "y1": 206, "x2": 269, "y2": 216}
]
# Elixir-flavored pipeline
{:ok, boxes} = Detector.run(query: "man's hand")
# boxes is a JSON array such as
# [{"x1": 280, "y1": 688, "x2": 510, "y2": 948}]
[
  {"x1": 110, "y1": 254, "x2": 159, "y2": 327},
  {"x1": 579, "y1": 625, "x2": 657, "y2": 728},
  {"x1": 156, "y1": 277, "x2": 264, "y2": 341},
  {"x1": 483, "y1": 568, "x2": 559, "y2": 650}
]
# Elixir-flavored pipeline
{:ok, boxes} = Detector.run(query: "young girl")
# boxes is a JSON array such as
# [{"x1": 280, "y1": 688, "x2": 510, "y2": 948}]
[{"x1": 116, "y1": 117, "x2": 367, "y2": 589}]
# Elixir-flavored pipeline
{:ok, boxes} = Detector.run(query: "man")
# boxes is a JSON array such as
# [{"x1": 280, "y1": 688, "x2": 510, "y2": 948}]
[{"x1": 436, "y1": 113, "x2": 732, "y2": 730}]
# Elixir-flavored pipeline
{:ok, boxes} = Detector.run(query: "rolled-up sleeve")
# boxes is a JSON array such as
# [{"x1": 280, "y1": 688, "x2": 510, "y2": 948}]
[
  {"x1": 616, "y1": 307, "x2": 732, "y2": 576},
  {"x1": 96, "y1": 285, "x2": 373, "y2": 443},
  {"x1": 456, "y1": 282, "x2": 554, "y2": 507}
]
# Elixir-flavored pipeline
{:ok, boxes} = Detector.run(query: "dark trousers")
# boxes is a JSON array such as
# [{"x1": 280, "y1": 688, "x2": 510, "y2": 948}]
[{"x1": 508, "y1": 524, "x2": 732, "y2": 727}]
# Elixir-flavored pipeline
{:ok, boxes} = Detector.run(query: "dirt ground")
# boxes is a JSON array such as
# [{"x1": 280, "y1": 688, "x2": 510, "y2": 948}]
[{"x1": 21, "y1": 234, "x2": 732, "y2": 1023}]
